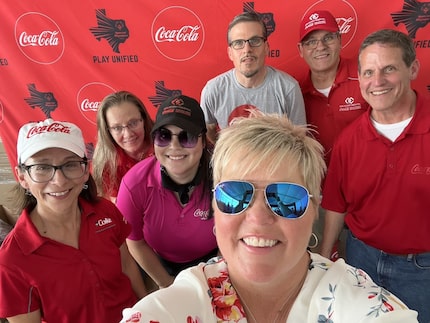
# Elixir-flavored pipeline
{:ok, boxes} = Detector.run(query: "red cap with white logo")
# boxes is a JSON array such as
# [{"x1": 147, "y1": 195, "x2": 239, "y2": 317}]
[{"x1": 299, "y1": 10, "x2": 339, "y2": 41}]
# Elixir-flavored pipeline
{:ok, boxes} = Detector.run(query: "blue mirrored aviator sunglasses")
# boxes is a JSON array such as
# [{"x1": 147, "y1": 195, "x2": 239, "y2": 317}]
[{"x1": 213, "y1": 180, "x2": 313, "y2": 219}]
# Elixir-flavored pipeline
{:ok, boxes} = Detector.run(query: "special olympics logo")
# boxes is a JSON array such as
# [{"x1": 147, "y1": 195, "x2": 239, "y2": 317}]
[
  {"x1": 391, "y1": 0, "x2": 430, "y2": 39},
  {"x1": 345, "y1": 97, "x2": 354, "y2": 104},
  {"x1": 151, "y1": 6, "x2": 205, "y2": 61},
  {"x1": 302, "y1": 0, "x2": 358, "y2": 49},
  {"x1": 76, "y1": 82, "x2": 116, "y2": 125},
  {"x1": 14, "y1": 12, "x2": 65, "y2": 65},
  {"x1": 309, "y1": 13, "x2": 320, "y2": 20}
]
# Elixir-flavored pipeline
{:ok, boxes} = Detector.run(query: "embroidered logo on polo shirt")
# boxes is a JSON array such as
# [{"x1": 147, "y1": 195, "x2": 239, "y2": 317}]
[
  {"x1": 411, "y1": 164, "x2": 430, "y2": 175},
  {"x1": 339, "y1": 96, "x2": 362, "y2": 112},
  {"x1": 95, "y1": 217, "x2": 115, "y2": 232},
  {"x1": 194, "y1": 208, "x2": 210, "y2": 220}
]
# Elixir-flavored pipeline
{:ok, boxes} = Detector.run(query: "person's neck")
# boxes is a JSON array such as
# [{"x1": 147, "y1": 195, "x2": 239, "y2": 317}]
[
  {"x1": 163, "y1": 166, "x2": 199, "y2": 185},
  {"x1": 125, "y1": 146, "x2": 147, "y2": 161},
  {"x1": 371, "y1": 90, "x2": 416, "y2": 124},
  {"x1": 236, "y1": 66, "x2": 267, "y2": 89},
  {"x1": 31, "y1": 204, "x2": 81, "y2": 247},
  {"x1": 161, "y1": 165, "x2": 201, "y2": 205},
  {"x1": 311, "y1": 65, "x2": 338, "y2": 90},
  {"x1": 231, "y1": 253, "x2": 310, "y2": 322}
]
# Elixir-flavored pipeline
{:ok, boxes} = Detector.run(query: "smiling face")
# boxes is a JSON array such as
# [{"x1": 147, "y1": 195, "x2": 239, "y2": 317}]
[
  {"x1": 17, "y1": 147, "x2": 89, "y2": 215},
  {"x1": 214, "y1": 152, "x2": 315, "y2": 284},
  {"x1": 358, "y1": 43, "x2": 419, "y2": 122},
  {"x1": 154, "y1": 124, "x2": 204, "y2": 184},
  {"x1": 298, "y1": 30, "x2": 341, "y2": 75},
  {"x1": 227, "y1": 21, "x2": 269, "y2": 81},
  {"x1": 106, "y1": 101, "x2": 146, "y2": 159}
]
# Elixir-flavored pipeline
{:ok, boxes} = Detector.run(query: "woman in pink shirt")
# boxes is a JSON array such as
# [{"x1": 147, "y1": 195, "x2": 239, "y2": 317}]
[{"x1": 116, "y1": 94, "x2": 218, "y2": 289}]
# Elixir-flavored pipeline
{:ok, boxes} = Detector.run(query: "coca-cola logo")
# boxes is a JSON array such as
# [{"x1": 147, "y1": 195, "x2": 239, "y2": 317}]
[
  {"x1": 19, "y1": 31, "x2": 59, "y2": 47},
  {"x1": 151, "y1": 6, "x2": 205, "y2": 61},
  {"x1": 81, "y1": 99, "x2": 101, "y2": 112},
  {"x1": 411, "y1": 164, "x2": 430, "y2": 175},
  {"x1": 155, "y1": 25, "x2": 201, "y2": 43},
  {"x1": 76, "y1": 82, "x2": 116, "y2": 125},
  {"x1": 27, "y1": 122, "x2": 71, "y2": 138},
  {"x1": 14, "y1": 12, "x2": 64, "y2": 64},
  {"x1": 95, "y1": 217, "x2": 113, "y2": 227},
  {"x1": 194, "y1": 208, "x2": 210, "y2": 220},
  {"x1": 302, "y1": 0, "x2": 358, "y2": 49}
]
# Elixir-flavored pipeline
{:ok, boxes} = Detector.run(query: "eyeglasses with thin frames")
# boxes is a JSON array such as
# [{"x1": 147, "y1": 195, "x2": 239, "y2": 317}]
[
  {"x1": 21, "y1": 160, "x2": 88, "y2": 183},
  {"x1": 301, "y1": 32, "x2": 339, "y2": 50},
  {"x1": 229, "y1": 36, "x2": 267, "y2": 50},
  {"x1": 109, "y1": 118, "x2": 143, "y2": 135}
]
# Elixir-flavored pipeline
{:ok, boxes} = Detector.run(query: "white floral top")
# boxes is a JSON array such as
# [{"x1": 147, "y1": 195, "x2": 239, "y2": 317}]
[{"x1": 120, "y1": 253, "x2": 417, "y2": 323}]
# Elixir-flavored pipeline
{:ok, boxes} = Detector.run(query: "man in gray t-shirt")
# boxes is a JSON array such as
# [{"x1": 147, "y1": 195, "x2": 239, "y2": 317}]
[{"x1": 200, "y1": 12, "x2": 306, "y2": 143}]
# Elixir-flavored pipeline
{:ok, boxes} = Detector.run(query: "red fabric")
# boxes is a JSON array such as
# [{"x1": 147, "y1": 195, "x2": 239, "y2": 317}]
[
  {"x1": 0, "y1": 198, "x2": 136, "y2": 322},
  {"x1": 0, "y1": 1, "x2": 429, "y2": 175},
  {"x1": 103, "y1": 146, "x2": 153, "y2": 197},
  {"x1": 300, "y1": 57, "x2": 369, "y2": 165},
  {"x1": 322, "y1": 93, "x2": 430, "y2": 254}
]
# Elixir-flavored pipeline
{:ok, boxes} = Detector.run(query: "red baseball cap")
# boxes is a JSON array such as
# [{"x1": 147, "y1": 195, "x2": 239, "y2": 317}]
[{"x1": 299, "y1": 10, "x2": 339, "y2": 41}]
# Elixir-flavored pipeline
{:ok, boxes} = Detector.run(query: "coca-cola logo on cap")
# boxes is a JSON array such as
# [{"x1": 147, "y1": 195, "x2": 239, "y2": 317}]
[
  {"x1": 27, "y1": 122, "x2": 71, "y2": 138},
  {"x1": 302, "y1": 0, "x2": 358, "y2": 49},
  {"x1": 14, "y1": 12, "x2": 65, "y2": 65},
  {"x1": 151, "y1": 6, "x2": 205, "y2": 61},
  {"x1": 76, "y1": 82, "x2": 116, "y2": 125}
]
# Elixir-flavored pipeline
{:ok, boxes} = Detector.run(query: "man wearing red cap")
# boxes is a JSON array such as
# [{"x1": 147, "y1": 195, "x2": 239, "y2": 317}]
[
  {"x1": 297, "y1": 10, "x2": 369, "y2": 260},
  {"x1": 298, "y1": 10, "x2": 369, "y2": 167}
]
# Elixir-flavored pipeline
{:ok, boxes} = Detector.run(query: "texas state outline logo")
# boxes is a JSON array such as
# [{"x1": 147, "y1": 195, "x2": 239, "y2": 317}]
[
  {"x1": 148, "y1": 81, "x2": 182, "y2": 109},
  {"x1": 89, "y1": 9, "x2": 130, "y2": 53},
  {"x1": 243, "y1": 2, "x2": 276, "y2": 37},
  {"x1": 24, "y1": 83, "x2": 58, "y2": 118},
  {"x1": 391, "y1": 0, "x2": 430, "y2": 38}
]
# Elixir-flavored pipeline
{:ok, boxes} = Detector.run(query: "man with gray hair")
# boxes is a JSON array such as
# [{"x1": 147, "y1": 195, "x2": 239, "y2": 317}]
[{"x1": 321, "y1": 29, "x2": 430, "y2": 322}]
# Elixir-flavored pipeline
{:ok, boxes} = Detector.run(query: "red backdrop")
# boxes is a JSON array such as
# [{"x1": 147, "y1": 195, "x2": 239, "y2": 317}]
[{"x1": 1, "y1": 0, "x2": 429, "y2": 174}]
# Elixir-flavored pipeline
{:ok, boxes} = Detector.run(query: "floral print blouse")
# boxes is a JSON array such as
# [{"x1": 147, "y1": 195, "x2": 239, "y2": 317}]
[{"x1": 120, "y1": 253, "x2": 417, "y2": 323}]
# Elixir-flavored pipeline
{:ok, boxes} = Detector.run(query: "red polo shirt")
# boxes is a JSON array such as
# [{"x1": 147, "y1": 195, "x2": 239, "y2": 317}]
[
  {"x1": 300, "y1": 57, "x2": 369, "y2": 165},
  {"x1": 322, "y1": 92, "x2": 430, "y2": 254},
  {"x1": 0, "y1": 198, "x2": 136, "y2": 322}
]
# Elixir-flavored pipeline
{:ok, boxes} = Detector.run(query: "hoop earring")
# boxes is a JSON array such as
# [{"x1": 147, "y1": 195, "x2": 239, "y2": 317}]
[
  {"x1": 308, "y1": 232, "x2": 318, "y2": 249},
  {"x1": 83, "y1": 184, "x2": 88, "y2": 190},
  {"x1": 25, "y1": 189, "x2": 32, "y2": 196}
]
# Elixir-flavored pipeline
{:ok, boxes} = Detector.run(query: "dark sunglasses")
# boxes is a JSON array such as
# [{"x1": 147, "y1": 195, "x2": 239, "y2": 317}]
[
  {"x1": 213, "y1": 180, "x2": 312, "y2": 219},
  {"x1": 153, "y1": 128, "x2": 201, "y2": 148}
]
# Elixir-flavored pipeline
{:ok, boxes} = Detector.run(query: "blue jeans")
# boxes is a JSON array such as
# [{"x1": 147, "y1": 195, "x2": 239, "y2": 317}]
[{"x1": 346, "y1": 230, "x2": 430, "y2": 323}]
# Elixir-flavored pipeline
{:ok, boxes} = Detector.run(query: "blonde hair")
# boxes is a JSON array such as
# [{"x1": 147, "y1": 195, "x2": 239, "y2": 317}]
[
  {"x1": 211, "y1": 111, "x2": 326, "y2": 205},
  {"x1": 92, "y1": 91, "x2": 153, "y2": 197}
]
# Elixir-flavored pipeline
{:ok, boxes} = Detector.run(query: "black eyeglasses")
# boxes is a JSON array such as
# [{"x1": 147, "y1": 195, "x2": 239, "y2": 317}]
[
  {"x1": 109, "y1": 118, "x2": 143, "y2": 135},
  {"x1": 153, "y1": 128, "x2": 202, "y2": 148},
  {"x1": 229, "y1": 36, "x2": 266, "y2": 50},
  {"x1": 301, "y1": 32, "x2": 339, "y2": 49},
  {"x1": 21, "y1": 160, "x2": 88, "y2": 183},
  {"x1": 213, "y1": 180, "x2": 312, "y2": 219}
]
